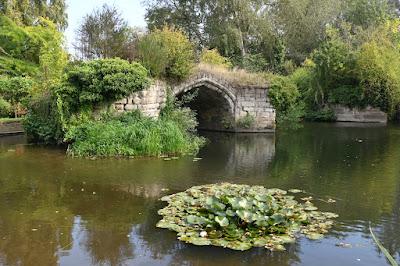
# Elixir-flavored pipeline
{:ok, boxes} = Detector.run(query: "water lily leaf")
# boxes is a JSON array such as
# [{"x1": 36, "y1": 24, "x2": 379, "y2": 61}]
[
  {"x1": 184, "y1": 236, "x2": 212, "y2": 246},
  {"x1": 226, "y1": 241, "x2": 252, "y2": 251},
  {"x1": 236, "y1": 210, "x2": 254, "y2": 222},
  {"x1": 306, "y1": 233, "x2": 324, "y2": 240},
  {"x1": 156, "y1": 183, "x2": 337, "y2": 252},
  {"x1": 272, "y1": 244, "x2": 286, "y2": 251},
  {"x1": 215, "y1": 216, "x2": 229, "y2": 227}
]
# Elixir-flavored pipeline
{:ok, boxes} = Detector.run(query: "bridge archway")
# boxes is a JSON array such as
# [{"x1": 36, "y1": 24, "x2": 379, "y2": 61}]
[{"x1": 174, "y1": 78, "x2": 236, "y2": 131}]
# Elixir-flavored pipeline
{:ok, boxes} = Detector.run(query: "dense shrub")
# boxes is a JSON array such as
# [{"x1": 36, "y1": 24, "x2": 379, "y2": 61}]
[
  {"x1": 200, "y1": 49, "x2": 232, "y2": 69},
  {"x1": 24, "y1": 92, "x2": 65, "y2": 143},
  {"x1": 137, "y1": 27, "x2": 195, "y2": 80},
  {"x1": 356, "y1": 28, "x2": 400, "y2": 115},
  {"x1": 25, "y1": 58, "x2": 150, "y2": 144},
  {"x1": 56, "y1": 58, "x2": 150, "y2": 112},
  {"x1": 0, "y1": 76, "x2": 33, "y2": 116},
  {"x1": 0, "y1": 97, "x2": 11, "y2": 117},
  {"x1": 268, "y1": 75, "x2": 304, "y2": 126},
  {"x1": 65, "y1": 110, "x2": 205, "y2": 157},
  {"x1": 310, "y1": 29, "x2": 358, "y2": 107},
  {"x1": 236, "y1": 113, "x2": 256, "y2": 129}
]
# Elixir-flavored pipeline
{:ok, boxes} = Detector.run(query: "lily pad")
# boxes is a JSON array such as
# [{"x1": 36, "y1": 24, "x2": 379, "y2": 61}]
[{"x1": 156, "y1": 183, "x2": 338, "y2": 251}]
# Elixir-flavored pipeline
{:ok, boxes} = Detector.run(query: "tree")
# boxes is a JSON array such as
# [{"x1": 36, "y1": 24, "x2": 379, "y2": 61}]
[
  {"x1": 343, "y1": 0, "x2": 396, "y2": 28},
  {"x1": 144, "y1": 0, "x2": 280, "y2": 69},
  {"x1": 137, "y1": 27, "x2": 194, "y2": 80},
  {"x1": 0, "y1": 0, "x2": 67, "y2": 30},
  {"x1": 74, "y1": 4, "x2": 137, "y2": 60}
]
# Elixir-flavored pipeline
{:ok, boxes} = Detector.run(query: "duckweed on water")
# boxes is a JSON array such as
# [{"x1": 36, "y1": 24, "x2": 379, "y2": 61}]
[{"x1": 156, "y1": 183, "x2": 338, "y2": 251}]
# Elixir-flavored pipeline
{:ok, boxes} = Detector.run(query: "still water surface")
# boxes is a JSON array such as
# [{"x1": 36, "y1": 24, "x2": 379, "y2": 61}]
[{"x1": 0, "y1": 123, "x2": 400, "y2": 266}]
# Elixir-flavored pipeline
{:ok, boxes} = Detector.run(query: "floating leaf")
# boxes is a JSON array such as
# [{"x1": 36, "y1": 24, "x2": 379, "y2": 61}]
[
  {"x1": 156, "y1": 183, "x2": 337, "y2": 252},
  {"x1": 289, "y1": 189, "x2": 303, "y2": 193}
]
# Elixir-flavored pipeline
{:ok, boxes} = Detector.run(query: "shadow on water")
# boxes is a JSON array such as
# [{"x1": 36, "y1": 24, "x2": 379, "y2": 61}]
[{"x1": 0, "y1": 123, "x2": 400, "y2": 265}]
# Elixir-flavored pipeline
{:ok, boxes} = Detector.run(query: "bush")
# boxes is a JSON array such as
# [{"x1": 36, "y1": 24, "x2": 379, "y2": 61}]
[
  {"x1": 23, "y1": 92, "x2": 65, "y2": 144},
  {"x1": 0, "y1": 76, "x2": 33, "y2": 116},
  {"x1": 200, "y1": 49, "x2": 232, "y2": 69},
  {"x1": 356, "y1": 33, "x2": 400, "y2": 115},
  {"x1": 236, "y1": 113, "x2": 255, "y2": 129},
  {"x1": 137, "y1": 27, "x2": 195, "y2": 81},
  {"x1": 57, "y1": 58, "x2": 150, "y2": 112},
  {"x1": 310, "y1": 29, "x2": 358, "y2": 107},
  {"x1": 268, "y1": 75, "x2": 304, "y2": 126},
  {"x1": 304, "y1": 106, "x2": 336, "y2": 122},
  {"x1": 66, "y1": 110, "x2": 205, "y2": 157},
  {"x1": 0, "y1": 97, "x2": 11, "y2": 117}
]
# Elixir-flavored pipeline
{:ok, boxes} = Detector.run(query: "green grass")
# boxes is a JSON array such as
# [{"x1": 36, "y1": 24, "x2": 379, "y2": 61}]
[
  {"x1": 65, "y1": 110, "x2": 205, "y2": 157},
  {"x1": 0, "y1": 117, "x2": 23, "y2": 124}
]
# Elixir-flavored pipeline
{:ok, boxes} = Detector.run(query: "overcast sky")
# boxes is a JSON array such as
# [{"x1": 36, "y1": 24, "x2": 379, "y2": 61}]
[{"x1": 65, "y1": 0, "x2": 147, "y2": 52}]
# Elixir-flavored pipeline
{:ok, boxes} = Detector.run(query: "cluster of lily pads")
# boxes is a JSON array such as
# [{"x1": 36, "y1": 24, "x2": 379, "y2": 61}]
[{"x1": 156, "y1": 183, "x2": 338, "y2": 251}]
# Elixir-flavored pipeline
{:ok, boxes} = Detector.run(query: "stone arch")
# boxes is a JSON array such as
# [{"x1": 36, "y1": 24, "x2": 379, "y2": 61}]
[
  {"x1": 173, "y1": 77, "x2": 237, "y2": 131},
  {"x1": 173, "y1": 77, "x2": 236, "y2": 113}
]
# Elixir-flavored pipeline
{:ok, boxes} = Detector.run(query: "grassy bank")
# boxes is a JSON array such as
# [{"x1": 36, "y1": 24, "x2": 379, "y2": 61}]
[{"x1": 65, "y1": 110, "x2": 205, "y2": 158}]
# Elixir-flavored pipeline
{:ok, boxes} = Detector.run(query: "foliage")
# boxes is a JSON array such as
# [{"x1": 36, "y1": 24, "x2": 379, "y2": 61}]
[
  {"x1": 309, "y1": 28, "x2": 359, "y2": 108},
  {"x1": 344, "y1": 0, "x2": 395, "y2": 28},
  {"x1": 0, "y1": 96, "x2": 11, "y2": 117},
  {"x1": 157, "y1": 183, "x2": 338, "y2": 251},
  {"x1": 236, "y1": 113, "x2": 255, "y2": 129},
  {"x1": 241, "y1": 53, "x2": 268, "y2": 73},
  {"x1": 0, "y1": 76, "x2": 33, "y2": 116},
  {"x1": 137, "y1": 27, "x2": 195, "y2": 81},
  {"x1": 356, "y1": 21, "x2": 400, "y2": 115},
  {"x1": 56, "y1": 59, "x2": 150, "y2": 112},
  {"x1": 74, "y1": 4, "x2": 138, "y2": 60},
  {"x1": 304, "y1": 107, "x2": 336, "y2": 122},
  {"x1": 268, "y1": 75, "x2": 304, "y2": 126},
  {"x1": 0, "y1": 16, "x2": 67, "y2": 91},
  {"x1": 200, "y1": 49, "x2": 232, "y2": 69},
  {"x1": 23, "y1": 92, "x2": 65, "y2": 144},
  {"x1": 0, "y1": 0, "x2": 68, "y2": 30},
  {"x1": 24, "y1": 58, "x2": 150, "y2": 144},
  {"x1": 65, "y1": 110, "x2": 205, "y2": 157}
]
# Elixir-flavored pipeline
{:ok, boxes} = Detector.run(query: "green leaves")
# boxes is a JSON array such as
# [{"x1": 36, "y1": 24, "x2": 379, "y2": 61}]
[
  {"x1": 215, "y1": 216, "x2": 229, "y2": 227},
  {"x1": 157, "y1": 183, "x2": 338, "y2": 252}
]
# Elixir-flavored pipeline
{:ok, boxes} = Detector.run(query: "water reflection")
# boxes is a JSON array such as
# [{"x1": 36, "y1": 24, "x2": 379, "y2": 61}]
[{"x1": 0, "y1": 124, "x2": 400, "y2": 265}]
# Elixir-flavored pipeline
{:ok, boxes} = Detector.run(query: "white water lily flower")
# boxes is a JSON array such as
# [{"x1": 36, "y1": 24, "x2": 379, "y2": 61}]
[{"x1": 199, "y1": 231, "x2": 208, "y2": 238}]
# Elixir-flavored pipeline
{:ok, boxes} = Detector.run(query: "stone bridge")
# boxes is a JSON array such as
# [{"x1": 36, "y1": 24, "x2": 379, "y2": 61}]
[{"x1": 114, "y1": 73, "x2": 276, "y2": 132}]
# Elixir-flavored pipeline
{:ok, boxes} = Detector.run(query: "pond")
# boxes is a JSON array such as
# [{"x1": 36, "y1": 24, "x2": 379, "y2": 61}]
[{"x1": 0, "y1": 123, "x2": 400, "y2": 266}]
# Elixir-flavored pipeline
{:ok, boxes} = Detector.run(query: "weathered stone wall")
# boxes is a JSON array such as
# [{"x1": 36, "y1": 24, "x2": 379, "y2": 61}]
[
  {"x1": 0, "y1": 121, "x2": 24, "y2": 135},
  {"x1": 235, "y1": 87, "x2": 276, "y2": 131},
  {"x1": 332, "y1": 105, "x2": 387, "y2": 123},
  {"x1": 114, "y1": 75, "x2": 276, "y2": 132},
  {"x1": 114, "y1": 80, "x2": 167, "y2": 118}
]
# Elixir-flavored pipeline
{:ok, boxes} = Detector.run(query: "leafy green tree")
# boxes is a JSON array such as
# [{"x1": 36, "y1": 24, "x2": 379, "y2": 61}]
[
  {"x1": 344, "y1": 0, "x2": 396, "y2": 28},
  {"x1": 137, "y1": 27, "x2": 194, "y2": 80},
  {"x1": 200, "y1": 49, "x2": 232, "y2": 68},
  {"x1": 0, "y1": 0, "x2": 67, "y2": 30},
  {"x1": 74, "y1": 4, "x2": 137, "y2": 60},
  {"x1": 0, "y1": 15, "x2": 67, "y2": 90}
]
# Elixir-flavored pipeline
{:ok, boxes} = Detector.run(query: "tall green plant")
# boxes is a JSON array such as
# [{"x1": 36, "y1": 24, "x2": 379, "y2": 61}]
[{"x1": 137, "y1": 27, "x2": 195, "y2": 81}]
